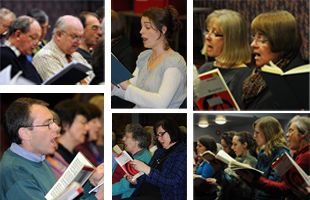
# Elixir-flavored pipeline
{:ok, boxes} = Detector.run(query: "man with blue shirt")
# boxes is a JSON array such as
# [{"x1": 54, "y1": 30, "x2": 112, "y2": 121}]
[{"x1": 0, "y1": 97, "x2": 104, "y2": 200}]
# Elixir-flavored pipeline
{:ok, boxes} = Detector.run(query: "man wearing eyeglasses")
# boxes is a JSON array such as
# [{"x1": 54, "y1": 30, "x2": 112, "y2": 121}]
[
  {"x1": 0, "y1": 97, "x2": 104, "y2": 200},
  {"x1": 77, "y1": 11, "x2": 102, "y2": 64},
  {"x1": 32, "y1": 15, "x2": 94, "y2": 84},
  {"x1": 0, "y1": 16, "x2": 43, "y2": 84}
]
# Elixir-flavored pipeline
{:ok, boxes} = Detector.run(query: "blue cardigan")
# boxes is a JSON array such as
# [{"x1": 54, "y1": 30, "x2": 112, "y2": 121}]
[
  {"x1": 255, "y1": 146, "x2": 290, "y2": 200},
  {"x1": 131, "y1": 141, "x2": 187, "y2": 200}
]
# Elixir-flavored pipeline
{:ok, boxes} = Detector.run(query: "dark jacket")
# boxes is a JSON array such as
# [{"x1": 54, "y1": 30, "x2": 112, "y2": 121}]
[
  {"x1": 0, "y1": 47, "x2": 43, "y2": 84},
  {"x1": 244, "y1": 52, "x2": 306, "y2": 110},
  {"x1": 112, "y1": 34, "x2": 137, "y2": 108},
  {"x1": 131, "y1": 141, "x2": 187, "y2": 200}
]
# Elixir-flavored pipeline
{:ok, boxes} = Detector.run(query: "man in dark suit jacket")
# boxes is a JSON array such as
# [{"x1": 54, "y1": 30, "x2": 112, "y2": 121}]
[{"x1": 0, "y1": 16, "x2": 43, "y2": 84}]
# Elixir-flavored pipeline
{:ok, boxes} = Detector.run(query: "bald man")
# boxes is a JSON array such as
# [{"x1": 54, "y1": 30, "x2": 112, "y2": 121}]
[
  {"x1": 32, "y1": 15, "x2": 94, "y2": 84},
  {"x1": 0, "y1": 16, "x2": 43, "y2": 84}
]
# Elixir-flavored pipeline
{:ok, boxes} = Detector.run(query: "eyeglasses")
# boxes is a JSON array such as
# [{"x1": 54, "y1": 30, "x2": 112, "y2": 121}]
[
  {"x1": 251, "y1": 35, "x2": 269, "y2": 45},
  {"x1": 288, "y1": 128, "x2": 298, "y2": 134},
  {"x1": 156, "y1": 131, "x2": 167, "y2": 138},
  {"x1": 203, "y1": 30, "x2": 223, "y2": 39},
  {"x1": 61, "y1": 30, "x2": 85, "y2": 42},
  {"x1": 88, "y1": 25, "x2": 102, "y2": 32},
  {"x1": 25, "y1": 33, "x2": 40, "y2": 45},
  {"x1": 41, "y1": 24, "x2": 51, "y2": 30},
  {"x1": 24, "y1": 119, "x2": 57, "y2": 130}
]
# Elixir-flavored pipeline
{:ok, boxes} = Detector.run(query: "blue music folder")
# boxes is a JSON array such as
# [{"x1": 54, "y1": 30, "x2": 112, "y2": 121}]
[{"x1": 111, "y1": 53, "x2": 134, "y2": 84}]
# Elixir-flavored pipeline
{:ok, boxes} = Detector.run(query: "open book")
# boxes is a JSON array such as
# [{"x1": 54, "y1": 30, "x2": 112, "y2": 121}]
[
  {"x1": 202, "y1": 150, "x2": 263, "y2": 176},
  {"x1": 111, "y1": 53, "x2": 134, "y2": 85},
  {"x1": 42, "y1": 61, "x2": 92, "y2": 85},
  {"x1": 45, "y1": 152, "x2": 95, "y2": 200},
  {"x1": 52, "y1": 182, "x2": 83, "y2": 200},
  {"x1": 195, "y1": 68, "x2": 240, "y2": 111},
  {"x1": 114, "y1": 150, "x2": 144, "y2": 181},
  {"x1": 0, "y1": 65, "x2": 36, "y2": 85},
  {"x1": 271, "y1": 152, "x2": 310, "y2": 189},
  {"x1": 259, "y1": 61, "x2": 310, "y2": 110}
]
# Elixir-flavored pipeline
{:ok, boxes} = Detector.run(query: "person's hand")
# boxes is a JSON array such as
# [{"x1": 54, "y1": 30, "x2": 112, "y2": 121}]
[
  {"x1": 130, "y1": 159, "x2": 151, "y2": 175},
  {"x1": 90, "y1": 163, "x2": 104, "y2": 186},
  {"x1": 206, "y1": 178, "x2": 217, "y2": 185},
  {"x1": 119, "y1": 80, "x2": 131, "y2": 90},
  {"x1": 235, "y1": 169, "x2": 255, "y2": 183},
  {"x1": 193, "y1": 174, "x2": 200, "y2": 179},
  {"x1": 111, "y1": 82, "x2": 115, "y2": 90},
  {"x1": 94, "y1": 183, "x2": 104, "y2": 200},
  {"x1": 124, "y1": 174, "x2": 137, "y2": 185},
  {"x1": 291, "y1": 182, "x2": 308, "y2": 199}
]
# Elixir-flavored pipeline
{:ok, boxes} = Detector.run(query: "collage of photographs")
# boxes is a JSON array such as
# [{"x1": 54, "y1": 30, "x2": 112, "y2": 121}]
[{"x1": 0, "y1": 0, "x2": 310, "y2": 200}]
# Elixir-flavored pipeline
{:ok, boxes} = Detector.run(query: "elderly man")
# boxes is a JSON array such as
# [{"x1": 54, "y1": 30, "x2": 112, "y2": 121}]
[
  {"x1": 77, "y1": 11, "x2": 102, "y2": 64},
  {"x1": 32, "y1": 15, "x2": 94, "y2": 84},
  {"x1": 0, "y1": 8, "x2": 16, "y2": 44},
  {"x1": 112, "y1": 124, "x2": 152, "y2": 199},
  {"x1": 0, "y1": 97, "x2": 104, "y2": 200},
  {"x1": 0, "y1": 16, "x2": 43, "y2": 84}
]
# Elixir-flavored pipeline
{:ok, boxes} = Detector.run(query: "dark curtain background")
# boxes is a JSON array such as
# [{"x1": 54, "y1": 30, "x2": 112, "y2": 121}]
[
  {"x1": 1, "y1": 0, "x2": 104, "y2": 41},
  {"x1": 193, "y1": 0, "x2": 309, "y2": 66}
]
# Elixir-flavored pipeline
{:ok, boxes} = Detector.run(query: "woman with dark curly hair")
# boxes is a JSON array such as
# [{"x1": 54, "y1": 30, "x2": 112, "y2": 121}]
[{"x1": 112, "y1": 6, "x2": 187, "y2": 108}]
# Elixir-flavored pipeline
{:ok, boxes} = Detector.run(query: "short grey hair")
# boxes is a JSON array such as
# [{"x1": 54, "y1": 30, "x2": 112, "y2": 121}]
[
  {"x1": 288, "y1": 115, "x2": 310, "y2": 141},
  {"x1": 8, "y1": 16, "x2": 34, "y2": 37},
  {"x1": 52, "y1": 16, "x2": 67, "y2": 36},
  {"x1": 0, "y1": 8, "x2": 16, "y2": 22},
  {"x1": 125, "y1": 124, "x2": 150, "y2": 149},
  {"x1": 52, "y1": 15, "x2": 81, "y2": 37}
]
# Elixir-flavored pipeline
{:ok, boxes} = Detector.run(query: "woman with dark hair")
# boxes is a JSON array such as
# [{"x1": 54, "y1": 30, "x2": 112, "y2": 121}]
[
  {"x1": 112, "y1": 6, "x2": 187, "y2": 108},
  {"x1": 75, "y1": 103, "x2": 103, "y2": 166},
  {"x1": 53, "y1": 99, "x2": 90, "y2": 164},
  {"x1": 123, "y1": 117, "x2": 187, "y2": 199},
  {"x1": 242, "y1": 10, "x2": 306, "y2": 110},
  {"x1": 221, "y1": 131, "x2": 236, "y2": 158},
  {"x1": 194, "y1": 135, "x2": 217, "y2": 178},
  {"x1": 194, "y1": 135, "x2": 218, "y2": 200},
  {"x1": 209, "y1": 131, "x2": 258, "y2": 200}
]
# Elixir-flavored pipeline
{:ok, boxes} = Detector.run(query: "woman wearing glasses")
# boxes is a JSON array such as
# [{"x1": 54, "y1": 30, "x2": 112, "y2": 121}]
[
  {"x1": 123, "y1": 117, "x2": 187, "y2": 200},
  {"x1": 53, "y1": 99, "x2": 90, "y2": 164},
  {"x1": 111, "y1": 6, "x2": 187, "y2": 108},
  {"x1": 239, "y1": 116, "x2": 310, "y2": 200},
  {"x1": 198, "y1": 9, "x2": 252, "y2": 109},
  {"x1": 242, "y1": 10, "x2": 305, "y2": 110}
]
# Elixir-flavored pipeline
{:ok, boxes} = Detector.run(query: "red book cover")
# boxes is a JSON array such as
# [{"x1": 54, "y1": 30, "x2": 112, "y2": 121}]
[{"x1": 195, "y1": 68, "x2": 239, "y2": 111}]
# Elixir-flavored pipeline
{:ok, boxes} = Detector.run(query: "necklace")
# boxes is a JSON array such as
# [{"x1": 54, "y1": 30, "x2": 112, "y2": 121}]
[{"x1": 148, "y1": 50, "x2": 167, "y2": 68}]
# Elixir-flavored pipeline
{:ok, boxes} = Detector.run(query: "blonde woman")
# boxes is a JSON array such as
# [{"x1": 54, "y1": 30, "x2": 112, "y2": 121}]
[
  {"x1": 238, "y1": 116, "x2": 290, "y2": 200},
  {"x1": 198, "y1": 9, "x2": 251, "y2": 108}
]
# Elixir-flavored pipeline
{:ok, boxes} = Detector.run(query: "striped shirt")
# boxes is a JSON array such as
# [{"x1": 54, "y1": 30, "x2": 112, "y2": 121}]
[{"x1": 32, "y1": 39, "x2": 94, "y2": 84}]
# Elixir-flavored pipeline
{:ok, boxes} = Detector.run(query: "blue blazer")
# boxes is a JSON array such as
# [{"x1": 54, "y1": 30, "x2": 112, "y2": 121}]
[{"x1": 131, "y1": 141, "x2": 187, "y2": 200}]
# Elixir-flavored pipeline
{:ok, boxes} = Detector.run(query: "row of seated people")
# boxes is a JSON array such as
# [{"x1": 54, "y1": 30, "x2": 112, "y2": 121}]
[
  {"x1": 194, "y1": 116, "x2": 310, "y2": 200},
  {"x1": 0, "y1": 7, "x2": 104, "y2": 85},
  {"x1": 1, "y1": 96, "x2": 105, "y2": 199}
]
